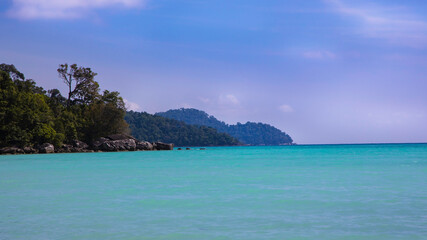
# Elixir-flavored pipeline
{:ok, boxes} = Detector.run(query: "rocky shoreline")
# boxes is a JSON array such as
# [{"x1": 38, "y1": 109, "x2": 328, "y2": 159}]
[{"x1": 0, "y1": 134, "x2": 174, "y2": 155}]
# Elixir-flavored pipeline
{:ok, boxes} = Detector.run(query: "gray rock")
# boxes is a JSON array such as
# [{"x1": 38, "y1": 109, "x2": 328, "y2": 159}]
[
  {"x1": 136, "y1": 141, "x2": 154, "y2": 151},
  {"x1": 99, "y1": 139, "x2": 137, "y2": 152},
  {"x1": 106, "y1": 134, "x2": 136, "y2": 141},
  {"x1": 58, "y1": 144, "x2": 91, "y2": 153},
  {"x1": 0, "y1": 147, "x2": 24, "y2": 154},
  {"x1": 23, "y1": 147, "x2": 37, "y2": 153},
  {"x1": 59, "y1": 144, "x2": 72, "y2": 153},
  {"x1": 93, "y1": 136, "x2": 171, "y2": 152},
  {"x1": 71, "y1": 148, "x2": 81, "y2": 153},
  {"x1": 99, "y1": 141, "x2": 117, "y2": 151},
  {"x1": 154, "y1": 142, "x2": 174, "y2": 150},
  {"x1": 39, "y1": 143, "x2": 55, "y2": 153},
  {"x1": 92, "y1": 137, "x2": 109, "y2": 150},
  {"x1": 119, "y1": 139, "x2": 137, "y2": 151},
  {"x1": 72, "y1": 140, "x2": 88, "y2": 149}
]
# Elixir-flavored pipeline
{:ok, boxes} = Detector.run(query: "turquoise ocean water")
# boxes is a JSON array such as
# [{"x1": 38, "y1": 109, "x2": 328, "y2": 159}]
[{"x1": 1, "y1": 144, "x2": 427, "y2": 239}]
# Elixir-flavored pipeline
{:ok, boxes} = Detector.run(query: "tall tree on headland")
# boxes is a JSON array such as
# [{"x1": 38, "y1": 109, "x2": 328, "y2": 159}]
[
  {"x1": 57, "y1": 63, "x2": 127, "y2": 142},
  {"x1": 57, "y1": 64, "x2": 98, "y2": 106},
  {"x1": 1, "y1": 63, "x2": 129, "y2": 148},
  {"x1": 57, "y1": 63, "x2": 77, "y2": 106}
]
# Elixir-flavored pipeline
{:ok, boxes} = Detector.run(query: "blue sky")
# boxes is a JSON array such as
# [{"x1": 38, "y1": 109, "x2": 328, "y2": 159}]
[{"x1": 1, "y1": 0, "x2": 427, "y2": 144}]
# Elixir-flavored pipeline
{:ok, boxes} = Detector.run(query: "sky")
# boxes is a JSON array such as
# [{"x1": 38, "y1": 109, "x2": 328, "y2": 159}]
[{"x1": 1, "y1": 0, "x2": 427, "y2": 144}]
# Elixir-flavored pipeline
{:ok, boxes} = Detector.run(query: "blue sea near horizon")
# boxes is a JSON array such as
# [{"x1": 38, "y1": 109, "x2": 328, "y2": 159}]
[{"x1": 1, "y1": 144, "x2": 426, "y2": 239}]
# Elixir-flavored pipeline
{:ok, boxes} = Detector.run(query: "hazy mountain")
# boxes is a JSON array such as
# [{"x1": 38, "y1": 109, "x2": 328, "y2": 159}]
[{"x1": 156, "y1": 108, "x2": 293, "y2": 145}]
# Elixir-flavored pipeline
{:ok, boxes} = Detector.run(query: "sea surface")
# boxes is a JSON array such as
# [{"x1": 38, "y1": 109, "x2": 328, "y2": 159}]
[{"x1": 1, "y1": 144, "x2": 427, "y2": 240}]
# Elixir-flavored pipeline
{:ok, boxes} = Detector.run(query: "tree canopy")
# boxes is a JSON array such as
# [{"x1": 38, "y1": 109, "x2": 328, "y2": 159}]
[
  {"x1": 0, "y1": 63, "x2": 128, "y2": 148},
  {"x1": 126, "y1": 111, "x2": 240, "y2": 147},
  {"x1": 1, "y1": 63, "x2": 246, "y2": 149}
]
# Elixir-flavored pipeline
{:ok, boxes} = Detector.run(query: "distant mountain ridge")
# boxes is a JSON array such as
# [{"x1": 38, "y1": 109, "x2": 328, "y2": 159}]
[{"x1": 156, "y1": 108, "x2": 293, "y2": 145}]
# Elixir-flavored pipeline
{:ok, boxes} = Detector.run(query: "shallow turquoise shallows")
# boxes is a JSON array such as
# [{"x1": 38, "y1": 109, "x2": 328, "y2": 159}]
[{"x1": 1, "y1": 144, "x2": 427, "y2": 240}]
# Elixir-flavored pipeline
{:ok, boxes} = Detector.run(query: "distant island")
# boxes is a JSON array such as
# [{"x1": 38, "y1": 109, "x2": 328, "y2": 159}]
[{"x1": 156, "y1": 108, "x2": 293, "y2": 146}]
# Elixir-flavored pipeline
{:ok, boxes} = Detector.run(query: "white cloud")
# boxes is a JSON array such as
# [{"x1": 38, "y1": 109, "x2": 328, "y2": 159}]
[
  {"x1": 198, "y1": 97, "x2": 210, "y2": 103},
  {"x1": 123, "y1": 99, "x2": 140, "y2": 111},
  {"x1": 7, "y1": 0, "x2": 145, "y2": 19},
  {"x1": 302, "y1": 50, "x2": 336, "y2": 60},
  {"x1": 219, "y1": 94, "x2": 239, "y2": 105},
  {"x1": 279, "y1": 104, "x2": 294, "y2": 113},
  {"x1": 324, "y1": 0, "x2": 427, "y2": 47}
]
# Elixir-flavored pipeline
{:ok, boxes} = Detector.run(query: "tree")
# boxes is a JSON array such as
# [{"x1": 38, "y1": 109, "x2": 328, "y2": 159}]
[
  {"x1": 0, "y1": 69, "x2": 61, "y2": 147},
  {"x1": 0, "y1": 63, "x2": 25, "y2": 81},
  {"x1": 125, "y1": 111, "x2": 239, "y2": 146},
  {"x1": 57, "y1": 63, "x2": 98, "y2": 106},
  {"x1": 73, "y1": 76, "x2": 100, "y2": 105},
  {"x1": 14, "y1": 79, "x2": 46, "y2": 94},
  {"x1": 57, "y1": 63, "x2": 77, "y2": 106},
  {"x1": 82, "y1": 90, "x2": 128, "y2": 142},
  {"x1": 1, "y1": 63, "x2": 130, "y2": 148}
]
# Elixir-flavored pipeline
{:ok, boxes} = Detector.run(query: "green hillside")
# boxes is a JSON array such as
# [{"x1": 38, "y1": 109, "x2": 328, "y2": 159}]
[
  {"x1": 125, "y1": 111, "x2": 240, "y2": 147},
  {"x1": 156, "y1": 108, "x2": 293, "y2": 145}
]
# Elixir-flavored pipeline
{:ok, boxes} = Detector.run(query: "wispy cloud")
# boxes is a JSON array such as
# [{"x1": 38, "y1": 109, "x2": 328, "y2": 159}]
[
  {"x1": 324, "y1": 0, "x2": 427, "y2": 48},
  {"x1": 219, "y1": 94, "x2": 240, "y2": 106},
  {"x1": 7, "y1": 0, "x2": 145, "y2": 20},
  {"x1": 302, "y1": 50, "x2": 336, "y2": 60},
  {"x1": 278, "y1": 104, "x2": 294, "y2": 113},
  {"x1": 198, "y1": 97, "x2": 210, "y2": 104},
  {"x1": 124, "y1": 99, "x2": 141, "y2": 111}
]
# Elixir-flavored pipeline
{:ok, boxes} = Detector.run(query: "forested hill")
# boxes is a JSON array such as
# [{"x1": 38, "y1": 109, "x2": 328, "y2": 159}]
[
  {"x1": 0, "y1": 63, "x2": 240, "y2": 149},
  {"x1": 125, "y1": 111, "x2": 240, "y2": 147},
  {"x1": 1, "y1": 62, "x2": 288, "y2": 149},
  {"x1": 0, "y1": 63, "x2": 128, "y2": 148},
  {"x1": 156, "y1": 108, "x2": 293, "y2": 145}
]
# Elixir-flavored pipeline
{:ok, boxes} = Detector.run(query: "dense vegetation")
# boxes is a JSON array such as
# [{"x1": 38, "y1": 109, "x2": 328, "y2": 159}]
[
  {"x1": 125, "y1": 111, "x2": 240, "y2": 146},
  {"x1": 156, "y1": 108, "x2": 293, "y2": 145},
  {"x1": 1, "y1": 63, "x2": 286, "y2": 149},
  {"x1": 0, "y1": 63, "x2": 128, "y2": 148}
]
